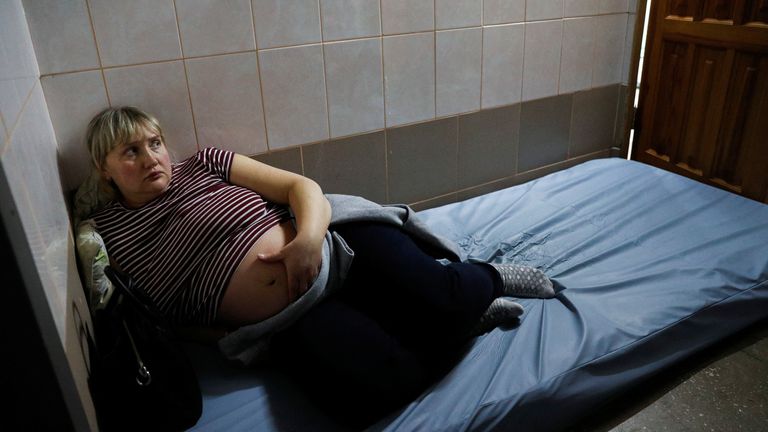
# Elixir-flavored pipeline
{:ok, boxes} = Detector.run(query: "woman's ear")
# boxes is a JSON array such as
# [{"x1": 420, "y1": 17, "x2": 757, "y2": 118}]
[{"x1": 98, "y1": 163, "x2": 111, "y2": 182}]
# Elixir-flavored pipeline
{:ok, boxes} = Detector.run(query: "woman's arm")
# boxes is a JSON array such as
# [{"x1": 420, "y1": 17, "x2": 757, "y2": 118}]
[{"x1": 229, "y1": 153, "x2": 331, "y2": 301}]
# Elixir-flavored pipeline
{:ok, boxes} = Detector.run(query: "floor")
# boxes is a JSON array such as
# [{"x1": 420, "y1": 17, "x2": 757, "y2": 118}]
[{"x1": 570, "y1": 318, "x2": 768, "y2": 432}]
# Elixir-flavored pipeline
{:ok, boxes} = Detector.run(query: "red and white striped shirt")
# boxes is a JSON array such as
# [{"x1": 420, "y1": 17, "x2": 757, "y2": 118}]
[{"x1": 92, "y1": 147, "x2": 291, "y2": 325}]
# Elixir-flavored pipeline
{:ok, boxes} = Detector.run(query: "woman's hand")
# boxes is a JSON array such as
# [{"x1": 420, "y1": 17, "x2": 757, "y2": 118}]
[
  {"x1": 257, "y1": 234, "x2": 323, "y2": 302},
  {"x1": 229, "y1": 153, "x2": 332, "y2": 301}
]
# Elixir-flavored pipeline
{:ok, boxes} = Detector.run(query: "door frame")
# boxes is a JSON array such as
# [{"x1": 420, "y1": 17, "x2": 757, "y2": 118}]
[{"x1": 618, "y1": 0, "x2": 651, "y2": 159}]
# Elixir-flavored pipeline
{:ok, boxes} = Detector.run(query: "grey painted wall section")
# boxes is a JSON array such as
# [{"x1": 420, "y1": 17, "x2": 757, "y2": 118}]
[{"x1": 258, "y1": 84, "x2": 622, "y2": 210}]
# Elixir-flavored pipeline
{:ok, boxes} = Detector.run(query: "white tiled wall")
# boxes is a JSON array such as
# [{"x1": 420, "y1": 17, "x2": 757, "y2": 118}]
[
  {"x1": 482, "y1": 23, "x2": 524, "y2": 108},
  {"x1": 259, "y1": 44, "x2": 329, "y2": 148},
  {"x1": 593, "y1": 13, "x2": 629, "y2": 86},
  {"x1": 560, "y1": 17, "x2": 596, "y2": 94},
  {"x1": 381, "y1": 0, "x2": 434, "y2": 34},
  {"x1": 565, "y1": 0, "x2": 600, "y2": 17},
  {"x1": 383, "y1": 32, "x2": 436, "y2": 126},
  {"x1": 176, "y1": 0, "x2": 257, "y2": 57},
  {"x1": 186, "y1": 52, "x2": 268, "y2": 154},
  {"x1": 484, "y1": 0, "x2": 525, "y2": 25},
  {"x1": 436, "y1": 28, "x2": 482, "y2": 116},
  {"x1": 320, "y1": 0, "x2": 382, "y2": 41},
  {"x1": 22, "y1": 0, "x2": 634, "y2": 190},
  {"x1": 527, "y1": 0, "x2": 564, "y2": 21},
  {"x1": 1, "y1": 0, "x2": 96, "y2": 429},
  {"x1": 324, "y1": 38, "x2": 385, "y2": 137},
  {"x1": 523, "y1": 20, "x2": 563, "y2": 101}
]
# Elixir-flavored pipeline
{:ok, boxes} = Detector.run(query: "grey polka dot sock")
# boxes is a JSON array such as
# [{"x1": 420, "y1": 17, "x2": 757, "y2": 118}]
[
  {"x1": 470, "y1": 297, "x2": 524, "y2": 336},
  {"x1": 490, "y1": 263, "x2": 555, "y2": 298}
]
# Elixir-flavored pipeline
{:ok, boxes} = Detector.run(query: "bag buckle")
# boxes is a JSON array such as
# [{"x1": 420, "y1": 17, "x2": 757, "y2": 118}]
[{"x1": 136, "y1": 365, "x2": 152, "y2": 387}]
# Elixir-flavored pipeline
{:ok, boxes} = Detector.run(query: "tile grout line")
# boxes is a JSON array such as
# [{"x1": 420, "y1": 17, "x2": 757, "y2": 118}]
[
  {"x1": 433, "y1": 0, "x2": 438, "y2": 122},
  {"x1": 479, "y1": 1, "x2": 484, "y2": 109},
  {"x1": 171, "y1": 0, "x2": 200, "y2": 152},
  {"x1": 83, "y1": 0, "x2": 111, "y2": 107},
  {"x1": 1, "y1": 81, "x2": 39, "y2": 156},
  {"x1": 379, "y1": 0, "x2": 389, "y2": 203},
  {"x1": 249, "y1": 0, "x2": 271, "y2": 152},
  {"x1": 0, "y1": 113, "x2": 8, "y2": 147},
  {"x1": 516, "y1": 5, "x2": 527, "y2": 175},
  {"x1": 320, "y1": 41, "x2": 332, "y2": 141},
  {"x1": 455, "y1": 108, "x2": 460, "y2": 193}
]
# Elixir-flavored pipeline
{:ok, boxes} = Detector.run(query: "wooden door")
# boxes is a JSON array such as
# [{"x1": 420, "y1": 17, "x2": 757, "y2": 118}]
[{"x1": 633, "y1": 0, "x2": 768, "y2": 204}]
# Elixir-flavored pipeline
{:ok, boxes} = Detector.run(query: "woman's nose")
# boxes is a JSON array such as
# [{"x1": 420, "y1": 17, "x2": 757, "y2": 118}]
[{"x1": 141, "y1": 147, "x2": 159, "y2": 167}]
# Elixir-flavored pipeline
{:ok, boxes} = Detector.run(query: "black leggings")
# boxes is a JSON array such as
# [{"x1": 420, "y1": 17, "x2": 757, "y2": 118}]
[{"x1": 271, "y1": 223, "x2": 502, "y2": 426}]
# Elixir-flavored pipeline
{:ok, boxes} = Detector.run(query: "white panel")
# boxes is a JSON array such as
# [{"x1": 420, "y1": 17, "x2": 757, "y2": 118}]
[
  {"x1": 41, "y1": 71, "x2": 109, "y2": 191},
  {"x1": 186, "y1": 52, "x2": 267, "y2": 155},
  {"x1": 0, "y1": 0, "x2": 39, "y2": 132},
  {"x1": 2, "y1": 84, "x2": 67, "y2": 337},
  {"x1": 381, "y1": 0, "x2": 434, "y2": 35},
  {"x1": 436, "y1": 28, "x2": 482, "y2": 116},
  {"x1": 564, "y1": 0, "x2": 599, "y2": 17},
  {"x1": 175, "y1": 0, "x2": 255, "y2": 57},
  {"x1": 23, "y1": 0, "x2": 100, "y2": 74},
  {"x1": 1, "y1": 4, "x2": 97, "y2": 429},
  {"x1": 383, "y1": 33, "x2": 435, "y2": 126},
  {"x1": 593, "y1": 13, "x2": 628, "y2": 86},
  {"x1": 324, "y1": 39, "x2": 385, "y2": 137},
  {"x1": 89, "y1": 0, "x2": 181, "y2": 66},
  {"x1": 104, "y1": 61, "x2": 197, "y2": 158},
  {"x1": 1, "y1": 82, "x2": 98, "y2": 431},
  {"x1": 482, "y1": 24, "x2": 524, "y2": 108},
  {"x1": 320, "y1": 0, "x2": 381, "y2": 41},
  {"x1": 526, "y1": 0, "x2": 564, "y2": 21},
  {"x1": 483, "y1": 0, "x2": 526, "y2": 25},
  {"x1": 259, "y1": 45, "x2": 329, "y2": 148},
  {"x1": 523, "y1": 21, "x2": 563, "y2": 101},
  {"x1": 436, "y1": 0, "x2": 482, "y2": 29},
  {"x1": 560, "y1": 17, "x2": 596, "y2": 94}
]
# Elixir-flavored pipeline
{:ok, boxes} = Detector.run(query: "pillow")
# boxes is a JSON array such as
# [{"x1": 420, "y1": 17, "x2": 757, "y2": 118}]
[
  {"x1": 75, "y1": 219, "x2": 113, "y2": 313},
  {"x1": 73, "y1": 171, "x2": 114, "y2": 225}
]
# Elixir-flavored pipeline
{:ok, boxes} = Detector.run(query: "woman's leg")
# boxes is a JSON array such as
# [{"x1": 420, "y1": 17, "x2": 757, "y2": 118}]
[
  {"x1": 271, "y1": 298, "x2": 428, "y2": 427},
  {"x1": 332, "y1": 222, "x2": 503, "y2": 353}
]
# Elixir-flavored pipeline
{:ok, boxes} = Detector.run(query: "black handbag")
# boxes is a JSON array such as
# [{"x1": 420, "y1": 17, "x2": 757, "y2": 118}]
[{"x1": 89, "y1": 266, "x2": 202, "y2": 431}]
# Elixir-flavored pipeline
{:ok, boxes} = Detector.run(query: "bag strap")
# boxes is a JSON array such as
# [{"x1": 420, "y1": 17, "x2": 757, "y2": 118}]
[{"x1": 104, "y1": 266, "x2": 166, "y2": 324}]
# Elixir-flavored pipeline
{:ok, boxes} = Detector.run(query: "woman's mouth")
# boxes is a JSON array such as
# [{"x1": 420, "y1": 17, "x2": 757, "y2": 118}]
[{"x1": 145, "y1": 171, "x2": 163, "y2": 181}]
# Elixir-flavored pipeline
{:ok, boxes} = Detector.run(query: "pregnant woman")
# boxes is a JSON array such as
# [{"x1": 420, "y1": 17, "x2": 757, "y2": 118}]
[{"x1": 86, "y1": 106, "x2": 554, "y2": 426}]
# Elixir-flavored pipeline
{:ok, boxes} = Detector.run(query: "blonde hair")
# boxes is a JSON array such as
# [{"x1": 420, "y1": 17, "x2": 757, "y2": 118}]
[
  {"x1": 86, "y1": 106, "x2": 164, "y2": 170},
  {"x1": 85, "y1": 107, "x2": 165, "y2": 200}
]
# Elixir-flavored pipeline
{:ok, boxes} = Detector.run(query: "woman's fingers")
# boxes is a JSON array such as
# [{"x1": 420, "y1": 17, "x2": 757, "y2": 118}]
[
  {"x1": 257, "y1": 251, "x2": 283, "y2": 262},
  {"x1": 260, "y1": 240, "x2": 322, "y2": 301}
]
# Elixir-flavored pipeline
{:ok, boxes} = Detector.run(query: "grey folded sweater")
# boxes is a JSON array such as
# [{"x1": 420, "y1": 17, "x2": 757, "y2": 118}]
[{"x1": 217, "y1": 194, "x2": 460, "y2": 365}]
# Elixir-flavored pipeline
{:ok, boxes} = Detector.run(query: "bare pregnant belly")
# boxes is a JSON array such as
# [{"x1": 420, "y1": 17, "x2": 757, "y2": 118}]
[{"x1": 217, "y1": 221, "x2": 296, "y2": 326}]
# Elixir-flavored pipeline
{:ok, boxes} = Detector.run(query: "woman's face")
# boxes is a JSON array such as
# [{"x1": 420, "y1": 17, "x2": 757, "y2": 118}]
[{"x1": 101, "y1": 125, "x2": 172, "y2": 208}]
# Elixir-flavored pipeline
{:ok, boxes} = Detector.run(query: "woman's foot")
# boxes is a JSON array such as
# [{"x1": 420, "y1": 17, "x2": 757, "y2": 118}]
[
  {"x1": 470, "y1": 297, "x2": 523, "y2": 336},
  {"x1": 490, "y1": 263, "x2": 555, "y2": 298}
]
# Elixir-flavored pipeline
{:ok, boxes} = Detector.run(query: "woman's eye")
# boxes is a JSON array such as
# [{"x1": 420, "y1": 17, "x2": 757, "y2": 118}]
[
  {"x1": 124, "y1": 147, "x2": 137, "y2": 156},
  {"x1": 150, "y1": 139, "x2": 162, "y2": 149}
]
